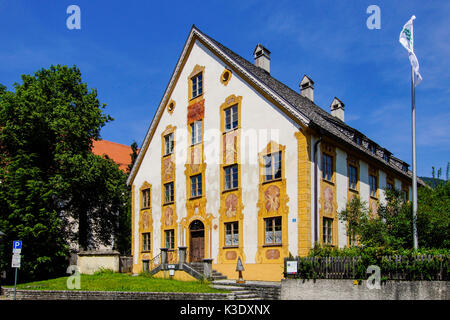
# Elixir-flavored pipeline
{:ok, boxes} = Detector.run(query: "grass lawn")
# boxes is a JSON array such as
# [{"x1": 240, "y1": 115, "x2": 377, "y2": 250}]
[{"x1": 8, "y1": 271, "x2": 229, "y2": 293}]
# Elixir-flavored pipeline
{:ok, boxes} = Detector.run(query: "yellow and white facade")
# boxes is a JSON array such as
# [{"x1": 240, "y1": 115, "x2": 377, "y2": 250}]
[{"x1": 127, "y1": 26, "x2": 413, "y2": 281}]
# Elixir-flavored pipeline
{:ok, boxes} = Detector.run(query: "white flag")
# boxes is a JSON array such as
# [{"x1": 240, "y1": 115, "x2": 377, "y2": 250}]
[{"x1": 399, "y1": 15, "x2": 422, "y2": 86}]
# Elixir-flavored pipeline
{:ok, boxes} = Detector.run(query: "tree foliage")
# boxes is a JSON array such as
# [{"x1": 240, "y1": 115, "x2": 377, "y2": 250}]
[
  {"x1": 0, "y1": 65, "x2": 130, "y2": 282},
  {"x1": 339, "y1": 183, "x2": 450, "y2": 250}
]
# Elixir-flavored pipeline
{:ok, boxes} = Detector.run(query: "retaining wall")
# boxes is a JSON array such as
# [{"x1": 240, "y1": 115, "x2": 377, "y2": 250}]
[
  {"x1": 281, "y1": 279, "x2": 449, "y2": 300},
  {"x1": 1, "y1": 288, "x2": 234, "y2": 300}
]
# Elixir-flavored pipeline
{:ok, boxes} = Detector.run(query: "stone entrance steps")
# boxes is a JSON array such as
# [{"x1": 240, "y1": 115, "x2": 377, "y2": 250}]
[
  {"x1": 188, "y1": 262, "x2": 227, "y2": 280},
  {"x1": 210, "y1": 284, "x2": 262, "y2": 300},
  {"x1": 211, "y1": 280, "x2": 281, "y2": 300}
]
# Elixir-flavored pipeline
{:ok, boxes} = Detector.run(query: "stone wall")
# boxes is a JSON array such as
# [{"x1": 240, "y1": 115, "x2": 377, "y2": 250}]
[
  {"x1": 1, "y1": 288, "x2": 234, "y2": 300},
  {"x1": 281, "y1": 279, "x2": 449, "y2": 300},
  {"x1": 77, "y1": 250, "x2": 120, "y2": 274}
]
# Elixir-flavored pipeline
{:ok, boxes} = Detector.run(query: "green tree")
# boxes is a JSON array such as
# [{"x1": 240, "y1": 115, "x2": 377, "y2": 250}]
[
  {"x1": 417, "y1": 180, "x2": 450, "y2": 248},
  {"x1": 339, "y1": 186, "x2": 449, "y2": 250},
  {"x1": 0, "y1": 65, "x2": 128, "y2": 282}
]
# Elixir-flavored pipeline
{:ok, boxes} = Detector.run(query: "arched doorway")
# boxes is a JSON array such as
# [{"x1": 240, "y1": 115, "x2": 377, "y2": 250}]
[{"x1": 189, "y1": 220, "x2": 205, "y2": 262}]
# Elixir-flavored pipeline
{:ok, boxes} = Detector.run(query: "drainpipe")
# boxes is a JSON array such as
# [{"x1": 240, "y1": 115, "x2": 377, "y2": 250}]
[{"x1": 313, "y1": 136, "x2": 322, "y2": 246}]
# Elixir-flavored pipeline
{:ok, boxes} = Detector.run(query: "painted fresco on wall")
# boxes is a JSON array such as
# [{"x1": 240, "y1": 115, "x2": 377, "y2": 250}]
[
  {"x1": 224, "y1": 193, "x2": 237, "y2": 217},
  {"x1": 264, "y1": 185, "x2": 280, "y2": 212},
  {"x1": 324, "y1": 186, "x2": 334, "y2": 214},
  {"x1": 163, "y1": 156, "x2": 174, "y2": 181},
  {"x1": 224, "y1": 131, "x2": 238, "y2": 165},
  {"x1": 164, "y1": 206, "x2": 174, "y2": 226}
]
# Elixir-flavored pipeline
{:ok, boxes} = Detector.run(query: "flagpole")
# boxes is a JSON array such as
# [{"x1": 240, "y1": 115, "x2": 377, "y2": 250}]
[{"x1": 411, "y1": 65, "x2": 418, "y2": 250}]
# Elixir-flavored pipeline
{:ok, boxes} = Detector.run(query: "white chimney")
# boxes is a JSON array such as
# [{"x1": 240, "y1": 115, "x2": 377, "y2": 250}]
[
  {"x1": 253, "y1": 44, "x2": 271, "y2": 73},
  {"x1": 330, "y1": 97, "x2": 345, "y2": 122},
  {"x1": 300, "y1": 75, "x2": 314, "y2": 102}
]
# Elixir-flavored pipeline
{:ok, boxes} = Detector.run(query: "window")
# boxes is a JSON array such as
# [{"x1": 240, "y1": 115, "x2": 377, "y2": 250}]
[
  {"x1": 383, "y1": 153, "x2": 389, "y2": 163},
  {"x1": 191, "y1": 73, "x2": 203, "y2": 98},
  {"x1": 191, "y1": 120, "x2": 202, "y2": 145},
  {"x1": 402, "y1": 189, "x2": 408, "y2": 202},
  {"x1": 264, "y1": 217, "x2": 282, "y2": 245},
  {"x1": 225, "y1": 222, "x2": 239, "y2": 247},
  {"x1": 224, "y1": 165, "x2": 238, "y2": 190},
  {"x1": 224, "y1": 105, "x2": 238, "y2": 131},
  {"x1": 164, "y1": 182, "x2": 174, "y2": 204},
  {"x1": 142, "y1": 232, "x2": 151, "y2": 251},
  {"x1": 348, "y1": 165, "x2": 357, "y2": 190},
  {"x1": 164, "y1": 133, "x2": 174, "y2": 155},
  {"x1": 323, "y1": 218, "x2": 333, "y2": 245},
  {"x1": 263, "y1": 151, "x2": 282, "y2": 182},
  {"x1": 165, "y1": 229, "x2": 175, "y2": 249},
  {"x1": 370, "y1": 174, "x2": 377, "y2": 198},
  {"x1": 142, "y1": 188, "x2": 151, "y2": 209},
  {"x1": 348, "y1": 231, "x2": 357, "y2": 247},
  {"x1": 142, "y1": 260, "x2": 150, "y2": 273},
  {"x1": 322, "y1": 153, "x2": 333, "y2": 181},
  {"x1": 354, "y1": 136, "x2": 361, "y2": 146},
  {"x1": 190, "y1": 174, "x2": 202, "y2": 198}
]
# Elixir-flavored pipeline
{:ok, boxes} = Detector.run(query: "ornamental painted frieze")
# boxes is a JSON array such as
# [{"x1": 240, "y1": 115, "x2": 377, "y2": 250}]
[
  {"x1": 264, "y1": 185, "x2": 280, "y2": 212},
  {"x1": 225, "y1": 193, "x2": 237, "y2": 218},
  {"x1": 163, "y1": 156, "x2": 174, "y2": 182},
  {"x1": 323, "y1": 186, "x2": 334, "y2": 214},
  {"x1": 164, "y1": 206, "x2": 174, "y2": 227}
]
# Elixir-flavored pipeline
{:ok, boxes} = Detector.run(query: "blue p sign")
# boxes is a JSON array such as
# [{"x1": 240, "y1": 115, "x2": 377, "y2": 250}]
[{"x1": 13, "y1": 241, "x2": 22, "y2": 250}]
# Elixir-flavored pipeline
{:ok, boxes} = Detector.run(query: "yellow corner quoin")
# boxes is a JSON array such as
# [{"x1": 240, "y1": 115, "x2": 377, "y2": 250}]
[{"x1": 295, "y1": 129, "x2": 312, "y2": 257}]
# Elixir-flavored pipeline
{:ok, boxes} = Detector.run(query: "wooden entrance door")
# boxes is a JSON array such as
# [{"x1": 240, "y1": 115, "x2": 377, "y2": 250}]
[{"x1": 189, "y1": 220, "x2": 205, "y2": 262}]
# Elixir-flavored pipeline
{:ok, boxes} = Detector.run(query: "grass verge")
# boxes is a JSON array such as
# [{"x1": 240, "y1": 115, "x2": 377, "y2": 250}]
[{"x1": 6, "y1": 270, "x2": 229, "y2": 293}]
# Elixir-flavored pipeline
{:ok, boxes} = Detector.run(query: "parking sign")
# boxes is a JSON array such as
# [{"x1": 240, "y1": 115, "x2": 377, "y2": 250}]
[{"x1": 13, "y1": 241, "x2": 22, "y2": 250}]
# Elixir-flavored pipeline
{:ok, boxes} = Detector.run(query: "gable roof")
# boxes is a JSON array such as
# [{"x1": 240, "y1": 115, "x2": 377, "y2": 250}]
[
  {"x1": 92, "y1": 139, "x2": 135, "y2": 172},
  {"x1": 127, "y1": 25, "x2": 419, "y2": 185}
]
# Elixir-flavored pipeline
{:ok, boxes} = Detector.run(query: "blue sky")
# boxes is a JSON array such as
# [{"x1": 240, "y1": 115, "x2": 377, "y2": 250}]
[{"x1": 0, "y1": 0, "x2": 448, "y2": 177}]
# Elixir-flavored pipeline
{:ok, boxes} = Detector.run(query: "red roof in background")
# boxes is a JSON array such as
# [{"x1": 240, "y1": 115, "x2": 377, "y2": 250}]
[{"x1": 92, "y1": 140, "x2": 135, "y2": 172}]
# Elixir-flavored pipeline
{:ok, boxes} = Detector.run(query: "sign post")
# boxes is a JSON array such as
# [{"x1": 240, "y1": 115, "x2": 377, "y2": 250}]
[{"x1": 12, "y1": 240, "x2": 22, "y2": 300}]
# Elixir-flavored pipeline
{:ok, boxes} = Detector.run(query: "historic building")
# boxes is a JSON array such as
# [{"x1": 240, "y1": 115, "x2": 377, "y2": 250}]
[{"x1": 127, "y1": 26, "x2": 417, "y2": 281}]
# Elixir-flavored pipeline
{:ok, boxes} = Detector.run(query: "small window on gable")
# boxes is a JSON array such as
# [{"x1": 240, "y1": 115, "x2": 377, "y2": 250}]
[
  {"x1": 142, "y1": 188, "x2": 151, "y2": 209},
  {"x1": 370, "y1": 174, "x2": 378, "y2": 198},
  {"x1": 191, "y1": 120, "x2": 202, "y2": 145},
  {"x1": 191, "y1": 73, "x2": 203, "y2": 98},
  {"x1": 164, "y1": 133, "x2": 174, "y2": 155},
  {"x1": 322, "y1": 153, "x2": 333, "y2": 182},
  {"x1": 224, "y1": 105, "x2": 238, "y2": 131},
  {"x1": 263, "y1": 151, "x2": 282, "y2": 182},
  {"x1": 348, "y1": 165, "x2": 357, "y2": 190}
]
